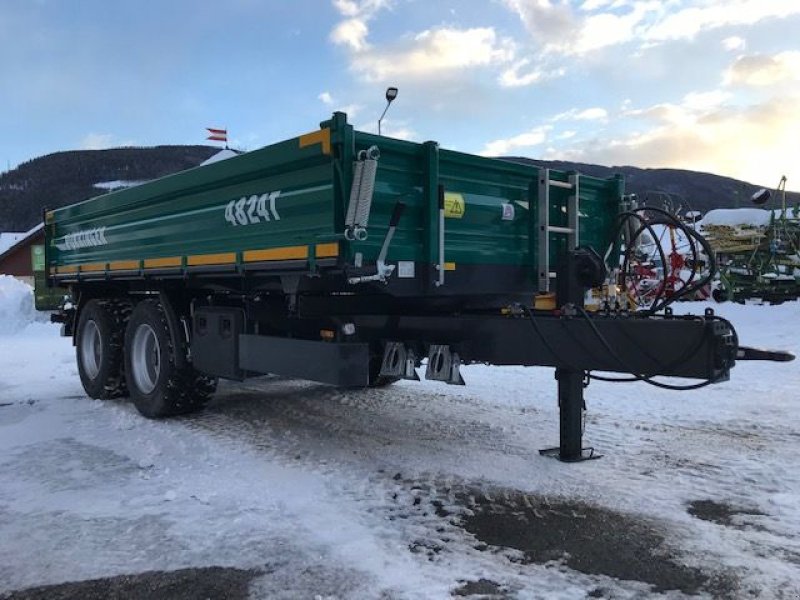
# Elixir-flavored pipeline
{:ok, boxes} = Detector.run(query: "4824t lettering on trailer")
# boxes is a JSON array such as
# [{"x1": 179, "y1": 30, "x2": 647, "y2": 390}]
[{"x1": 43, "y1": 113, "x2": 793, "y2": 462}]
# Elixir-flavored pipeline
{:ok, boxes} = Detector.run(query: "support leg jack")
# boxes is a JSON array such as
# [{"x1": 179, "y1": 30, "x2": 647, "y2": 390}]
[{"x1": 539, "y1": 368, "x2": 602, "y2": 462}]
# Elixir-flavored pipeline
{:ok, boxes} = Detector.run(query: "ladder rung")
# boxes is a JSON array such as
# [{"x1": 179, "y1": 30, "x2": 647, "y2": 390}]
[
  {"x1": 548, "y1": 226, "x2": 575, "y2": 234},
  {"x1": 548, "y1": 180, "x2": 574, "y2": 190}
]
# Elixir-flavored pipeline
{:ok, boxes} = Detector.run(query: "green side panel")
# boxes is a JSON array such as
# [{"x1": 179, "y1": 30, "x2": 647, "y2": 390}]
[
  {"x1": 347, "y1": 131, "x2": 622, "y2": 272},
  {"x1": 34, "y1": 271, "x2": 66, "y2": 311},
  {"x1": 47, "y1": 112, "x2": 623, "y2": 294},
  {"x1": 49, "y1": 134, "x2": 337, "y2": 268},
  {"x1": 32, "y1": 245, "x2": 66, "y2": 310}
]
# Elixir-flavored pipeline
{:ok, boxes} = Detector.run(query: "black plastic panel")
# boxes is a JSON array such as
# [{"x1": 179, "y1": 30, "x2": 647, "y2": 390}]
[
  {"x1": 239, "y1": 335, "x2": 370, "y2": 387},
  {"x1": 192, "y1": 306, "x2": 245, "y2": 380}
]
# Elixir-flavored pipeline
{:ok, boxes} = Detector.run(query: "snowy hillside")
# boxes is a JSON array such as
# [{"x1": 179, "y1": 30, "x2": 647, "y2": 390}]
[{"x1": 1, "y1": 283, "x2": 798, "y2": 598}]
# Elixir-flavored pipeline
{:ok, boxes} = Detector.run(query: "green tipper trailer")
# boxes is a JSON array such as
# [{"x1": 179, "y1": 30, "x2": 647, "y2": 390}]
[
  {"x1": 44, "y1": 113, "x2": 789, "y2": 461},
  {"x1": 46, "y1": 112, "x2": 621, "y2": 300}
]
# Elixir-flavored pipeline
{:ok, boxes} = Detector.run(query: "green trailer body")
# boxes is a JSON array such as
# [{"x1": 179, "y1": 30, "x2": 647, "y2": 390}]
[{"x1": 46, "y1": 112, "x2": 622, "y2": 299}]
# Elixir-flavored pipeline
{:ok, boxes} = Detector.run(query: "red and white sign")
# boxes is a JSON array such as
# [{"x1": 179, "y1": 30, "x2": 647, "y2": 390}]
[{"x1": 206, "y1": 127, "x2": 228, "y2": 142}]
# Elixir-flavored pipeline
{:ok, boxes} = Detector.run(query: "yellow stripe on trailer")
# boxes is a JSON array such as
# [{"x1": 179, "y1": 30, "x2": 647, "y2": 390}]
[
  {"x1": 243, "y1": 246, "x2": 309, "y2": 262},
  {"x1": 109, "y1": 260, "x2": 140, "y2": 271},
  {"x1": 144, "y1": 256, "x2": 182, "y2": 268},
  {"x1": 186, "y1": 253, "x2": 237, "y2": 267},
  {"x1": 315, "y1": 242, "x2": 339, "y2": 258},
  {"x1": 80, "y1": 262, "x2": 106, "y2": 272}
]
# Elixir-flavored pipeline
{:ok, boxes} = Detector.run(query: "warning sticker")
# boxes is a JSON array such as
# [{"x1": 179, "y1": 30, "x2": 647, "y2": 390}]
[{"x1": 444, "y1": 192, "x2": 465, "y2": 219}]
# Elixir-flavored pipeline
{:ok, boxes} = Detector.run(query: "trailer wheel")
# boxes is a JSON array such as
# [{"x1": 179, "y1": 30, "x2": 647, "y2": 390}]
[
  {"x1": 125, "y1": 299, "x2": 216, "y2": 418},
  {"x1": 76, "y1": 298, "x2": 132, "y2": 399}
]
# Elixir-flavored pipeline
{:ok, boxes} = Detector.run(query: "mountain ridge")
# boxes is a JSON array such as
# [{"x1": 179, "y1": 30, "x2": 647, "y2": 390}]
[
  {"x1": 1, "y1": 146, "x2": 796, "y2": 232},
  {"x1": 501, "y1": 157, "x2": 798, "y2": 214}
]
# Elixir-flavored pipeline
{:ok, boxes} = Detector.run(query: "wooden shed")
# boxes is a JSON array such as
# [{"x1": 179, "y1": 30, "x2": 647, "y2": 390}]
[{"x1": 0, "y1": 224, "x2": 44, "y2": 286}]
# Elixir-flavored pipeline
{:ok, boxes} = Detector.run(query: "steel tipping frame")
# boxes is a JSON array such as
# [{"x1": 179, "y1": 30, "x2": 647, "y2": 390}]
[
  {"x1": 52, "y1": 247, "x2": 739, "y2": 464},
  {"x1": 302, "y1": 307, "x2": 737, "y2": 462},
  {"x1": 332, "y1": 246, "x2": 736, "y2": 462}
]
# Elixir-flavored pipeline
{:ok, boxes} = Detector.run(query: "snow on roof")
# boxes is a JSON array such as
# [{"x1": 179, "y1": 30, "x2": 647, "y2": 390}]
[
  {"x1": 23, "y1": 222, "x2": 44, "y2": 236},
  {"x1": 700, "y1": 208, "x2": 772, "y2": 228},
  {"x1": 200, "y1": 149, "x2": 239, "y2": 166},
  {"x1": 0, "y1": 232, "x2": 26, "y2": 255},
  {"x1": 94, "y1": 180, "x2": 147, "y2": 191},
  {"x1": 772, "y1": 206, "x2": 799, "y2": 219},
  {"x1": 0, "y1": 224, "x2": 44, "y2": 260}
]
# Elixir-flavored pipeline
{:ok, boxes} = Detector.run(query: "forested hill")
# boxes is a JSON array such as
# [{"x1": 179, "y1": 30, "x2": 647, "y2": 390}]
[
  {"x1": 0, "y1": 146, "x2": 217, "y2": 231},
  {"x1": 1, "y1": 145, "x2": 796, "y2": 232},
  {"x1": 502, "y1": 157, "x2": 798, "y2": 214}
]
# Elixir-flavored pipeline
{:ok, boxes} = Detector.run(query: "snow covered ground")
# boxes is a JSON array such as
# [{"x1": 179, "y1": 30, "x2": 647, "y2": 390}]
[{"x1": 1, "y1": 277, "x2": 799, "y2": 598}]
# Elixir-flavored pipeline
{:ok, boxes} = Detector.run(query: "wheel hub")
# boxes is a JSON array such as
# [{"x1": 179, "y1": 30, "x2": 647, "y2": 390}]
[{"x1": 131, "y1": 324, "x2": 161, "y2": 394}]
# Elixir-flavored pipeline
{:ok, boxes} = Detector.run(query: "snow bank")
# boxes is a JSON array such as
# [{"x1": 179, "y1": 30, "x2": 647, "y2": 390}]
[
  {"x1": 0, "y1": 275, "x2": 47, "y2": 335},
  {"x1": 700, "y1": 208, "x2": 771, "y2": 227}
]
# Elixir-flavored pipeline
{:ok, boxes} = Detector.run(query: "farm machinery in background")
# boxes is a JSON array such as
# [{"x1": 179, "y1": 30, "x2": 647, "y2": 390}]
[
  {"x1": 613, "y1": 192, "x2": 711, "y2": 312},
  {"x1": 617, "y1": 177, "x2": 800, "y2": 307},
  {"x1": 701, "y1": 176, "x2": 800, "y2": 304}
]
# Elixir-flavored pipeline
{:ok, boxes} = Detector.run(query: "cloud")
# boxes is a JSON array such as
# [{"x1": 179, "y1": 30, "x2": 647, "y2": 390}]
[
  {"x1": 502, "y1": 1, "x2": 800, "y2": 56},
  {"x1": 339, "y1": 103, "x2": 363, "y2": 119},
  {"x1": 80, "y1": 133, "x2": 135, "y2": 150},
  {"x1": 480, "y1": 125, "x2": 551, "y2": 156},
  {"x1": 317, "y1": 91, "x2": 362, "y2": 118},
  {"x1": 349, "y1": 27, "x2": 516, "y2": 81},
  {"x1": 568, "y1": 2, "x2": 659, "y2": 54},
  {"x1": 553, "y1": 107, "x2": 609, "y2": 121},
  {"x1": 329, "y1": 0, "x2": 391, "y2": 51},
  {"x1": 356, "y1": 118, "x2": 417, "y2": 140},
  {"x1": 498, "y1": 59, "x2": 564, "y2": 87},
  {"x1": 330, "y1": 1, "x2": 523, "y2": 84},
  {"x1": 722, "y1": 36, "x2": 746, "y2": 52},
  {"x1": 551, "y1": 92, "x2": 800, "y2": 185},
  {"x1": 644, "y1": 0, "x2": 800, "y2": 43},
  {"x1": 724, "y1": 51, "x2": 800, "y2": 86},
  {"x1": 332, "y1": 0, "x2": 360, "y2": 17},
  {"x1": 501, "y1": 0, "x2": 660, "y2": 55},
  {"x1": 499, "y1": 59, "x2": 544, "y2": 87},
  {"x1": 501, "y1": 0, "x2": 575, "y2": 47},
  {"x1": 330, "y1": 18, "x2": 370, "y2": 51}
]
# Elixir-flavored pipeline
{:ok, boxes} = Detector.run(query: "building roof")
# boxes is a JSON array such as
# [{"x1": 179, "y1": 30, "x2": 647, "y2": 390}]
[
  {"x1": 0, "y1": 232, "x2": 26, "y2": 255},
  {"x1": 0, "y1": 223, "x2": 44, "y2": 264}
]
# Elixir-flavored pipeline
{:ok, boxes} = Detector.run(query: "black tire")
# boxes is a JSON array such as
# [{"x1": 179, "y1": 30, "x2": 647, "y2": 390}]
[
  {"x1": 712, "y1": 288, "x2": 729, "y2": 303},
  {"x1": 124, "y1": 299, "x2": 216, "y2": 418},
  {"x1": 76, "y1": 298, "x2": 132, "y2": 399}
]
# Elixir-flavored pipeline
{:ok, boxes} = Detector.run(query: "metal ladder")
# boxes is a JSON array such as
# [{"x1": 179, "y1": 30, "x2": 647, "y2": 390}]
[{"x1": 537, "y1": 169, "x2": 580, "y2": 292}]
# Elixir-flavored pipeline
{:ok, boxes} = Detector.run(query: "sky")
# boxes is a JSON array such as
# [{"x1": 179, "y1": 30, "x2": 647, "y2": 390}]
[{"x1": 2, "y1": 0, "x2": 799, "y2": 188}]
